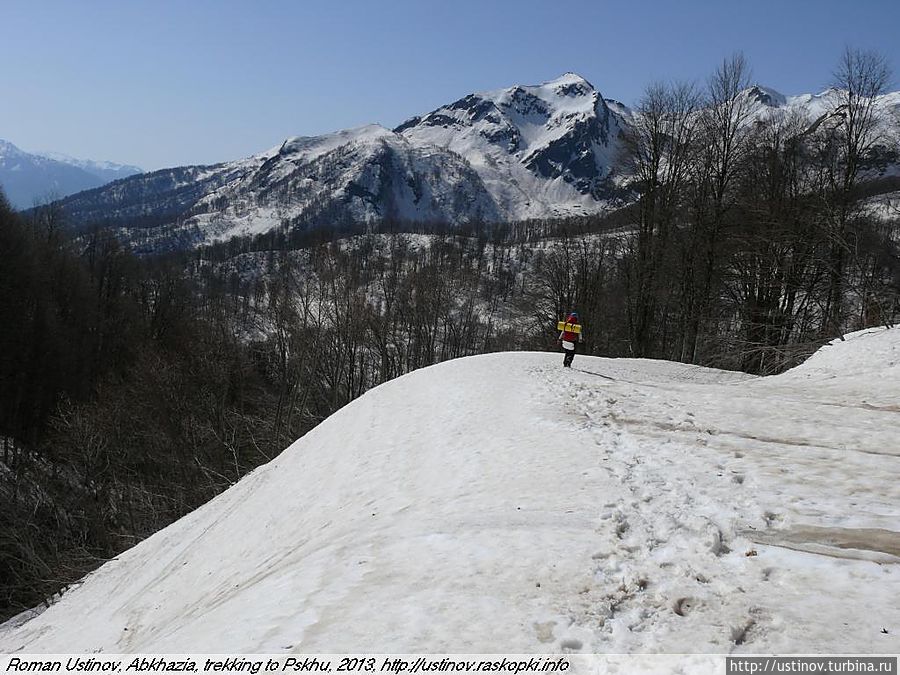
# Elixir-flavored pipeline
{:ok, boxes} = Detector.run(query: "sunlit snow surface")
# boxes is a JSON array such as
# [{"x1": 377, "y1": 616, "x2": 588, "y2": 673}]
[{"x1": 1, "y1": 329, "x2": 898, "y2": 653}]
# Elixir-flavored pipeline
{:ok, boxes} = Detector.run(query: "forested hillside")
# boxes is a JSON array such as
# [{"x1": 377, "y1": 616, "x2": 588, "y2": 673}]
[{"x1": 615, "y1": 51, "x2": 900, "y2": 370}]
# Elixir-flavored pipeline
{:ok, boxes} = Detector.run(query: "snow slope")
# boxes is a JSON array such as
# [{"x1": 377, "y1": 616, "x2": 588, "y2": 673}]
[
  {"x1": 1, "y1": 330, "x2": 898, "y2": 653},
  {"x1": 53, "y1": 124, "x2": 501, "y2": 252},
  {"x1": 180, "y1": 124, "x2": 501, "y2": 242}
]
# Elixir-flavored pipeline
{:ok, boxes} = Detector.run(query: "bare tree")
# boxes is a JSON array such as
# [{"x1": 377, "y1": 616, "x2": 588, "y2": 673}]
[
  {"x1": 820, "y1": 47, "x2": 893, "y2": 337},
  {"x1": 683, "y1": 53, "x2": 756, "y2": 362},
  {"x1": 621, "y1": 80, "x2": 701, "y2": 356}
]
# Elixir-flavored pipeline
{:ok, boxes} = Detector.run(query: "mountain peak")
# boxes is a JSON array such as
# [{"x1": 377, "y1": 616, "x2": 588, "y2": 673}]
[
  {"x1": 493, "y1": 72, "x2": 598, "y2": 101},
  {"x1": 0, "y1": 138, "x2": 25, "y2": 158},
  {"x1": 742, "y1": 85, "x2": 787, "y2": 107},
  {"x1": 544, "y1": 71, "x2": 595, "y2": 90}
]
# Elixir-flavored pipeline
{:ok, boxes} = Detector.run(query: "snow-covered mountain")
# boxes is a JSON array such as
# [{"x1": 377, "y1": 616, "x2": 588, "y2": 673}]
[
  {"x1": 47, "y1": 74, "x2": 900, "y2": 251},
  {"x1": 51, "y1": 74, "x2": 630, "y2": 250},
  {"x1": 52, "y1": 125, "x2": 505, "y2": 252},
  {"x1": 1, "y1": 328, "x2": 898, "y2": 653},
  {"x1": 35, "y1": 151, "x2": 142, "y2": 185},
  {"x1": 395, "y1": 72, "x2": 627, "y2": 218},
  {"x1": 743, "y1": 85, "x2": 900, "y2": 149},
  {"x1": 0, "y1": 139, "x2": 141, "y2": 209}
]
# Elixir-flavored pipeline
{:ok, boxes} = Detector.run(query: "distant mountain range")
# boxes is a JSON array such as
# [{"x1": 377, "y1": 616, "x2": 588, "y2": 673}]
[
  {"x1": 0, "y1": 139, "x2": 141, "y2": 209},
  {"x1": 15, "y1": 73, "x2": 900, "y2": 251}
]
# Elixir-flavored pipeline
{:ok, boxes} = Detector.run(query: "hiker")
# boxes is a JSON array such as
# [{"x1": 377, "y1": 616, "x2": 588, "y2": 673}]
[{"x1": 558, "y1": 312, "x2": 583, "y2": 368}]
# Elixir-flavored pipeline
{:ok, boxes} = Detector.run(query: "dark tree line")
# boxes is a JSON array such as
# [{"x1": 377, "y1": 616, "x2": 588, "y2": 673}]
[{"x1": 0, "y1": 195, "x2": 278, "y2": 616}]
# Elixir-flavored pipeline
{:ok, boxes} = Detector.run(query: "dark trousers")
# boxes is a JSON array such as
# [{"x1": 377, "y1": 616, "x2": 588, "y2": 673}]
[{"x1": 562, "y1": 344, "x2": 576, "y2": 367}]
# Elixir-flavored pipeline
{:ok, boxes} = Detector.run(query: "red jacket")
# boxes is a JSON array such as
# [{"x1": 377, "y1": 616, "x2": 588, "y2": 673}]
[{"x1": 560, "y1": 314, "x2": 582, "y2": 343}]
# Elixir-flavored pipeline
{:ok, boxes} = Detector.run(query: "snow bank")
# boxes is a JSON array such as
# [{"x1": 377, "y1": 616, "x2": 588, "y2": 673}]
[
  {"x1": 760, "y1": 326, "x2": 900, "y2": 409},
  {"x1": 781, "y1": 326, "x2": 899, "y2": 379}
]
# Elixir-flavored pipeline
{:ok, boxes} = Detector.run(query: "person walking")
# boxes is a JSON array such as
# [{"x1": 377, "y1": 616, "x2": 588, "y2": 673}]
[{"x1": 558, "y1": 311, "x2": 583, "y2": 368}]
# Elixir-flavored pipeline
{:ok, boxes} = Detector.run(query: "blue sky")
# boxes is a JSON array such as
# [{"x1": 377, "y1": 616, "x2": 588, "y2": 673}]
[{"x1": 1, "y1": 0, "x2": 898, "y2": 170}]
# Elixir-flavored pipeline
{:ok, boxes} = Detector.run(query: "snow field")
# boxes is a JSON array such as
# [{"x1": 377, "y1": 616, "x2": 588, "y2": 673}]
[{"x1": 1, "y1": 329, "x2": 898, "y2": 653}]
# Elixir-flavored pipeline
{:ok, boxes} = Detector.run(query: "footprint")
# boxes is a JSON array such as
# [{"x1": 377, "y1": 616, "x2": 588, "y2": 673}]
[
  {"x1": 673, "y1": 597, "x2": 697, "y2": 616},
  {"x1": 707, "y1": 524, "x2": 731, "y2": 556},
  {"x1": 763, "y1": 511, "x2": 782, "y2": 528},
  {"x1": 533, "y1": 621, "x2": 556, "y2": 644},
  {"x1": 559, "y1": 638, "x2": 583, "y2": 652},
  {"x1": 731, "y1": 620, "x2": 756, "y2": 646}
]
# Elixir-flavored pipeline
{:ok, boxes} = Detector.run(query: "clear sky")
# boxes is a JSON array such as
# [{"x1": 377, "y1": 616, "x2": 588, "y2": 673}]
[{"x1": 1, "y1": 0, "x2": 898, "y2": 171}]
